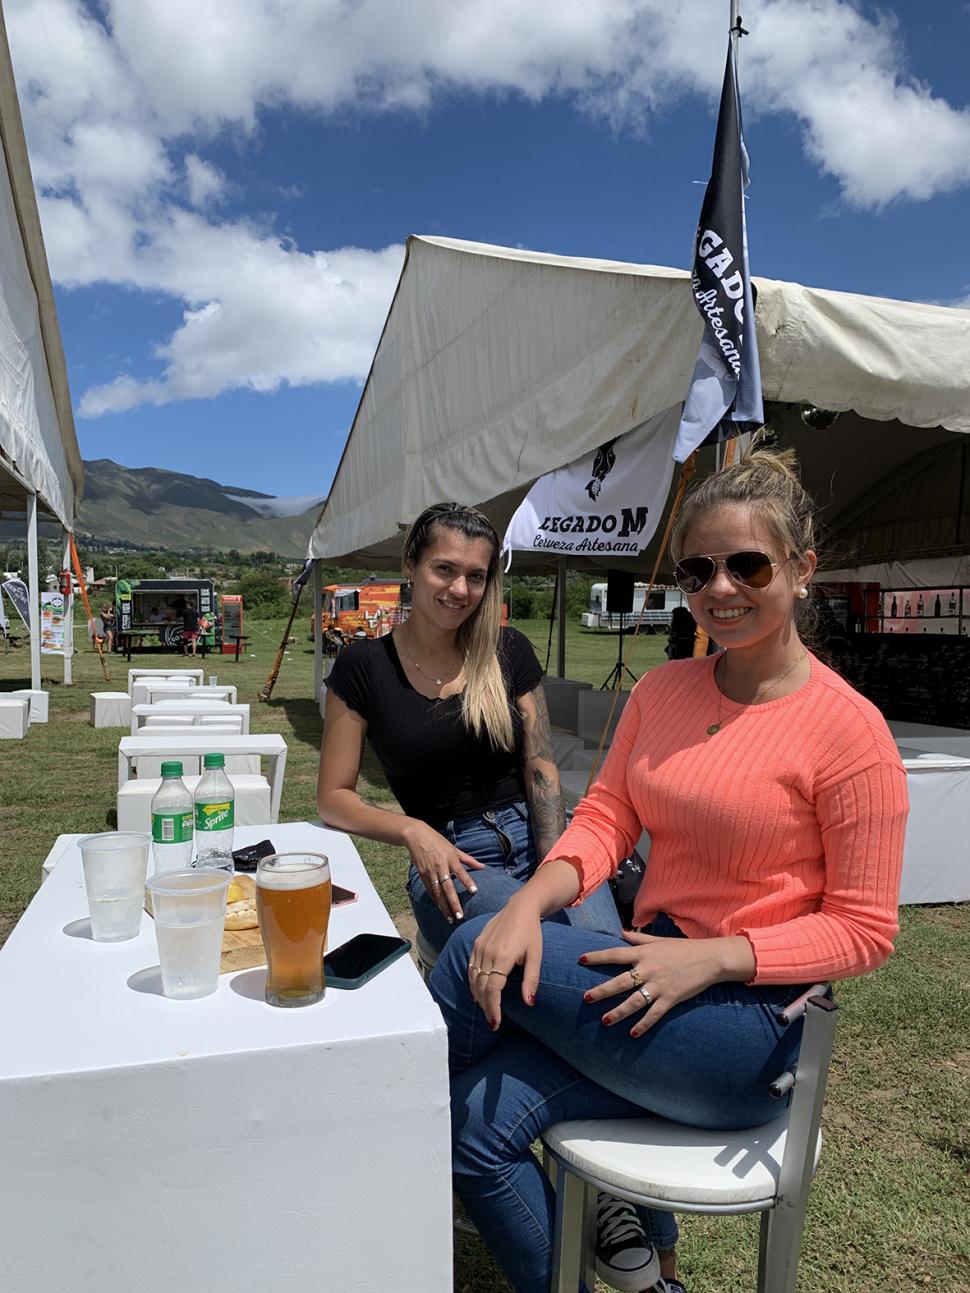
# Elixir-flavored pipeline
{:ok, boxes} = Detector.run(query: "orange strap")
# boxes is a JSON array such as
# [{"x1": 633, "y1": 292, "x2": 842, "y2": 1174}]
[{"x1": 69, "y1": 534, "x2": 110, "y2": 682}]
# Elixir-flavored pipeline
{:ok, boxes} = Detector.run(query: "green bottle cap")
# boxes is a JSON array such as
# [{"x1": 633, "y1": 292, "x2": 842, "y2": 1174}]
[
  {"x1": 160, "y1": 760, "x2": 184, "y2": 777},
  {"x1": 203, "y1": 752, "x2": 225, "y2": 769}
]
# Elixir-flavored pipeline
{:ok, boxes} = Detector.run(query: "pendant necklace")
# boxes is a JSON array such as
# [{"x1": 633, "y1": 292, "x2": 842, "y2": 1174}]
[
  {"x1": 397, "y1": 632, "x2": 461, "y2": 687},
  {"x1": 707, "y1": 652, "x2": 807, "y2": 736}
]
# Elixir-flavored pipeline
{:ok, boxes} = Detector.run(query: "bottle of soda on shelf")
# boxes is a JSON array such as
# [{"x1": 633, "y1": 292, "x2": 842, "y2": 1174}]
[
  {"x1": 151, "y1": 761, "x2": 194, "y2": 875},
  {"x1": 194, "y1": 752, "x2": 235, "y2": 873}
]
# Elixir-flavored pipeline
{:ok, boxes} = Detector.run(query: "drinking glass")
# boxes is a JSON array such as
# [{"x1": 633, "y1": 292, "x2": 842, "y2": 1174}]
[
  {"x1": 257, "y1": 853, "x2": 331, "y2": 1007},
  {"x1": 148, "y1": 869, "x2": 230, "y2": 999},
  {"x1": 78, "y1": 832, "x2": 150, "y2": 943}
]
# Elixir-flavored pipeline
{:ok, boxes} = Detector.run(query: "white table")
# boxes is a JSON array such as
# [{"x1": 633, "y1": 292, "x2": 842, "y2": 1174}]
[
  {"x1": 131, "y1": 701, "x2": 251, "y2": 735},
  {"x1": 897, "y1": 746, "x2": 970, "y2": 904},
  {"x1": 117, "y1": 734, "x2": 288, "y2": 824},
  {"x1": 1, "y1": 822, "x2": 452, "y2": 1292}
]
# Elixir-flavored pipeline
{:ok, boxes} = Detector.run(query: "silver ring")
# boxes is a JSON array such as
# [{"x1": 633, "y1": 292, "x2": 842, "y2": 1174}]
[
  {"x1": 637, "y1": 986, "x2": 654, "y2": 1008},
  {"x1": 430, "y1": 877, "x2": 442, "y2": 889}
]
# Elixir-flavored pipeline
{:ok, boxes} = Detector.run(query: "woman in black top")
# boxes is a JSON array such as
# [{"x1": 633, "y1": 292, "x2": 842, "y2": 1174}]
[{"x1": 318, "y1": 502, "x2": 619, "y2": 954}]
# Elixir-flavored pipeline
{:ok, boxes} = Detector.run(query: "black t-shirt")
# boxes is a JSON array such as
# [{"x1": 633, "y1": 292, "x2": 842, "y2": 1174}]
[
  {"x1": 183, "y1": 607, "x2": 200, "y2": 632},
  {"x1": 327, "y1": 627, "x2": 543, "y2": 823}
]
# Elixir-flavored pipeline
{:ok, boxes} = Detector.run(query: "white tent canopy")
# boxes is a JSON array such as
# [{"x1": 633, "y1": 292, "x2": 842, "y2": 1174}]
[
  {"x1": 309, "y1": 236, "x2": 970, "y2": 576},
  {"x1": 0, "y1": 12, "x2": 82, "y2": 690}
]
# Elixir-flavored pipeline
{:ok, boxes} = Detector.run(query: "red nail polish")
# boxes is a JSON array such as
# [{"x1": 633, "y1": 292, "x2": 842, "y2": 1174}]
[
  {"x1": 583, "y1": 992, "x2": 593, "y2": 1003},
  {"x1": 629, "y1": 1027, "x2": 638, "y2": 1038},
  {"x1": 490, "y1": 1018, "x2": 500, "y2": 1031},
  {"x1": 527, "y1": 994, "x2": 536, "y2": 1006},
  {"x1": 602, "y1": 1014, "x2": 612, "y2": 1026},
  {"x1": 578, "y1": 955, "x2": 588, "y2": 965}
]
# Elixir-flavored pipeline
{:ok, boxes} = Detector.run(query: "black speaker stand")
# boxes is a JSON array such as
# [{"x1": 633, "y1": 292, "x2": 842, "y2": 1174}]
[{"x1": 599, "y1": 613, "x2": 638, "y2": 690}]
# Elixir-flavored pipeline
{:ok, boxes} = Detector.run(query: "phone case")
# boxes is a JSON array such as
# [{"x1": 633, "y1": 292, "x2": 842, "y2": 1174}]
[
  {"x1": 331, "y1": 885, "x2": 358, "y2": 907},
  {"x1": 324, "y1": 935, "x2": 411, "y2": 990}
]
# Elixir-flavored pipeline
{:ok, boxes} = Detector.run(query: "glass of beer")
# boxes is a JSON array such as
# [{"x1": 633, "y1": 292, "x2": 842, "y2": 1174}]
[{"x1": 256, "y1": 852, "x2": 331, "y2": 1007}]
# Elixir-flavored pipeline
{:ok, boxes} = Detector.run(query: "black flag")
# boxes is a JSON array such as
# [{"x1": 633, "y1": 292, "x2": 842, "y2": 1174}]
[{"x1": 674, "y1": 34, "x2": 763, "y2": 461}]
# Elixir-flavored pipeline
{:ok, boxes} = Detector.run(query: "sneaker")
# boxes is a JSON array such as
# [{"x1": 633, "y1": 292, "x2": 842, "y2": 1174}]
[
  {"x1": 650, "y1": 1281, "x2": 686, "y2": 1293},
  {"x1": 594, "y1": 1193, "x2": 661, "y2": 1290}
]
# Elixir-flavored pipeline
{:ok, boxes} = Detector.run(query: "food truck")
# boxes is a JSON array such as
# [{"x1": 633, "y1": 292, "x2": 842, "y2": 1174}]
[
  {"x1": 309, "y1": 580, "x2": 410, "y2": 643},
  {"x1": 115, "y1": 578, "x2": 220, "y2": 652}
]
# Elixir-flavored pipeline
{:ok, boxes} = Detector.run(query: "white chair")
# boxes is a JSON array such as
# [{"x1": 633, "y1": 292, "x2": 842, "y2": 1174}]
[
  {"x1": 9, "y1": 689, "x2": 48, "y2": 724},
  {"x1": 131, "y1": 702, "x2": 250, "y2": 735},
  {"x1": 127, "y1": 667, "x2": 204, "y2": 695},
  {"x1": 0, "y1": 698, "x2": 29, "y2": 739},
  {"x1": 543, "y1": 677, "x2": 593, "y2": 734},
  {"x1": 132, "y1": 679, "x2": 195, "y2": 707},
  {"x1": 90, "y1": 692, "x2": 132, "y2": 728},
  {"x1": 144, "y1": 714, "x2": 195, "y2": 727},
  {"x1": 543, "y1": 987, "x2": 837, "y2": 1293},
  {"x1": 129, "y1": 723, "x2": 244, "y2": 778}
]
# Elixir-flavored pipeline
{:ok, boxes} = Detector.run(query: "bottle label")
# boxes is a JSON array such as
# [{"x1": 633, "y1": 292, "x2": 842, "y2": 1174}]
[
  {"x1": 153, "y1": 812, "x2": 194, "y2": 844},
  {"x1": 196, "y1": 801, "x2": 234, "y2": 833}
]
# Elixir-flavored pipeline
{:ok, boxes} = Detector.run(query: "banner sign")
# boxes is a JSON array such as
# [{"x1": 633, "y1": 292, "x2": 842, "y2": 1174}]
[
  {"x1": 674, "y1": 34, "x2": 763, "y2": 463},
  {"x1": 502, "y1": 408, "x2": 679, "y2": 562},
  {"x1": 40, "y1": 590, "x2": 66, "y2": 655},
  {"x1": 1, "y1": 577, "x2": 30, "y2": 629}
]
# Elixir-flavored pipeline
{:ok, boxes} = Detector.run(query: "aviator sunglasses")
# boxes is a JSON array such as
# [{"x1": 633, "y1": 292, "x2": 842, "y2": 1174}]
[{"x1": 673, "y1": 550, "x2": 793, "y2": 595}]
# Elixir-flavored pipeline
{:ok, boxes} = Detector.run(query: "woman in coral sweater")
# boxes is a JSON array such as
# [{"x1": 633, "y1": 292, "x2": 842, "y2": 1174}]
[{"x1": 429, "y1": 450, "x2": 909, "y2": 1293}]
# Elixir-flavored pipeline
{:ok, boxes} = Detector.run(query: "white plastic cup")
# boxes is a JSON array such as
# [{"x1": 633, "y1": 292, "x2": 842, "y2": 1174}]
[
  {"x1": 208, "y1": 675, "x2": 218, "y2": 686},
  {"x1": 148, "y1": 869, "x2": 230, "y2": 1000},
  {"x1": 78, "y1": 832, "x2": 150, "y2": 943}
]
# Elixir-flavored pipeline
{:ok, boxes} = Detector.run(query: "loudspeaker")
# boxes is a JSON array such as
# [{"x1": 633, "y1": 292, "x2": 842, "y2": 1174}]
[{"x1": 606, "y1": 569, "x2": 634, "y2": 616}]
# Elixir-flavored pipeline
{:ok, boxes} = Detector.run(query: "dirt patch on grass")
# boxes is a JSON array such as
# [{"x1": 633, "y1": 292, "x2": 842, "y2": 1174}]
[{"x1": 913, "y1": 904, "x2": 967, "y2": 930}]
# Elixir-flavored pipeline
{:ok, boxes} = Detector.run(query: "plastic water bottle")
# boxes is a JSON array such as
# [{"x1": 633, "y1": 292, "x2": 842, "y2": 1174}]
[
  {"x1": 194, "y1": 752, "x2": 235, "y2": 873},
  {"x1": 151, "y1": 761, "x2": 194, "y2": 875}
]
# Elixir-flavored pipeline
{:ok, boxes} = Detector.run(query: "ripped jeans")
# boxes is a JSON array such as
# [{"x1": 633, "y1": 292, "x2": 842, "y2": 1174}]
[{"x1": 406, "y1": 799, "x2": 623, "y2": 955}]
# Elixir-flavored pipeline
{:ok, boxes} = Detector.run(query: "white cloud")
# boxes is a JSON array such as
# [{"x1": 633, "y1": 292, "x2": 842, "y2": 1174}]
[
  {"x1": 7, "y1": 0, "x2": 970, "y2": 417},
  {"x1": 184, "y1": 155, "x2": 226, "y2": 209}
]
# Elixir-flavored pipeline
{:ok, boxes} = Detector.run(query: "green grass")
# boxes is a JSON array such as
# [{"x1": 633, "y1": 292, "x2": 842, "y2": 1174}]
[{"x1": 2, "y1": 615, "x2": 968, "y2": 1291}]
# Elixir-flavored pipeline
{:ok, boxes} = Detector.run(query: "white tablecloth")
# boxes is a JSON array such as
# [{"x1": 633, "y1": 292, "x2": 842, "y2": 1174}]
[{"x1": 0, "y1": 822, "x2": 452, "y2": 1291}]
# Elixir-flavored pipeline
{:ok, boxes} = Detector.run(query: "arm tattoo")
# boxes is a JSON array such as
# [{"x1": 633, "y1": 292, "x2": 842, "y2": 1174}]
[{"x1": 522, "y1": 685, "x2": 566, "y2": 856}]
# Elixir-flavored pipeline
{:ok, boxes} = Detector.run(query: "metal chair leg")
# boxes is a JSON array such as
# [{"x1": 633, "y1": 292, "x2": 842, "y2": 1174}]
[
  {"x1": 552, "y1": 1168, "x2": 593, "y2": 1293},
  {"x1": 757, "y1": 1197, "x2": 808, "y2": 1293}
]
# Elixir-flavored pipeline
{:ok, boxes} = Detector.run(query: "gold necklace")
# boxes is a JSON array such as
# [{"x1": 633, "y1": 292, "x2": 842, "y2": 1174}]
[
  {"x1": 397, "y1": 633, "x2": 462, "y2": 687},
  {"x1": 707, "y1": 652, "x2": 807, "y2": 736}
]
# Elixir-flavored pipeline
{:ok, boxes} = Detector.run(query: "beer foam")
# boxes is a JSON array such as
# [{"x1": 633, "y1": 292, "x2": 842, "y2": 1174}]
[{"x1": 258, "y1": 861, "x2": 329, "y2": 891}]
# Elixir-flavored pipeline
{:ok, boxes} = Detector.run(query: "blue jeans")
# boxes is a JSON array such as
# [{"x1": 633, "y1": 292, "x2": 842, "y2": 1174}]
[
  {"x1": 406, "y1": 800, "x2": 623, "y2": 954},
  {"x1": 429, "y1": 913, "x2": 808, "y2": 1293}
]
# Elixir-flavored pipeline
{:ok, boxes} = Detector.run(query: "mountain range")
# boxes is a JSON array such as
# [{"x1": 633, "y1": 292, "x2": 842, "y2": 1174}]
[{"x1": 72, "y1": 459, "x2": 324, "y2": 556}]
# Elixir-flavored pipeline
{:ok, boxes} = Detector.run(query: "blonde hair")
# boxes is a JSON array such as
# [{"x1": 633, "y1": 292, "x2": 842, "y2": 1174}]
[
  {"x1": 402, "y1": 503, "x2": 513, "y2": 752},
  {"x1": 670, "y1": 447, "x2": 817, "y2": 564}
]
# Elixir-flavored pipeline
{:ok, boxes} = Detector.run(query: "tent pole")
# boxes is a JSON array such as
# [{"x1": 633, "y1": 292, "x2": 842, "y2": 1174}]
[
  {"x1": 556, "y1": 559, "x2": 567, "y2": 678},
  {"x1": 62, "y1": 527, "x2": 73, "y2": 685},
  {"x1": 313, "y1": 560, "x2": 324, "y2": 716},
  {"x1": 26, "y1": 490, "x2": 40, "y2": 691}
]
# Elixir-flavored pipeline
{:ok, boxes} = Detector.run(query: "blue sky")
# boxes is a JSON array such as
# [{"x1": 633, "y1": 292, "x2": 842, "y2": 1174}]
[{"x1": 9, "y1": 0, "x2": 970, "y2": 502}]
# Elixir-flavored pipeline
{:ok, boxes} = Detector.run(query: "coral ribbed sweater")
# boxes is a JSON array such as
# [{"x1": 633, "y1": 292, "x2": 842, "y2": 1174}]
[{"x1": 549, "y1": 654, "x2": 909, "y2": 984}]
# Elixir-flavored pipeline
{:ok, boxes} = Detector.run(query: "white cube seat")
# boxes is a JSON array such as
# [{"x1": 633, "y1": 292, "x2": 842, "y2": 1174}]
[
  {"x1": 200, "y1": 713, "x2": 243, "y2": 731},
  {"x1": 551, "y1": 729, "x2": 585, "y2": 767},
  {"x1": 10, "y1": 689, "x2": 48, "y2": 724},
  {"x1": 90, "y1": 692, "x2": 132, "y2": 728},
  {"x1": 144, "y1": 714, "x2": 195, "y2": 727},
  {"x1": 542, "y1": 677, "x2": 593, "y2": 733},
  {"x1": 117, "y1": 774, "x2": 271, "y2": 832},
  {"x1": 0, "y1": 698, "x2": 29, "y2": 739}
]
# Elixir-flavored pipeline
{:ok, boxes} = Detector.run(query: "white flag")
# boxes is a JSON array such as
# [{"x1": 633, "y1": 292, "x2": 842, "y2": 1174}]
[{"x1": 502, "y1": 407, "x2": 679, "y2": 564}]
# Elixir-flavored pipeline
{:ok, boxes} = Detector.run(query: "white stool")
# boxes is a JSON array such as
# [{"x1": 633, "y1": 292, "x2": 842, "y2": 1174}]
[
  {"x1": 116, "y1": 774, "x2": 271, "y2": 832},
  {"x1": 0, "y1": 698, "x2": 29, "y2": 739},
  {"x1": 577, "y1": 690, "x2": 630, "y2": 748},
  {"x1": 9, "y1": 689, "x2": 49, "y2": 724},
  {"x1": 144, "y1": 714, "x2": 195, "y2": 727},
  {"x1": 90, "y1": 692, "x2": 131, "y2": 728}
]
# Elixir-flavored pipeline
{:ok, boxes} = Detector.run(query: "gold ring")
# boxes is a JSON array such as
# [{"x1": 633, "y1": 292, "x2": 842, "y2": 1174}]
[
  {"x1": 430, "y1": 878, "x2": 442, "y2": 888},
  {"x1": 468, "y1": 962, "x2": 480, "y2": 973},
  {"x1": 629, "y1": 967, "x2": 644, "y2": 989},
  {"x1": 637, "y1": 986, "x2": 654, "y2": 1008}
]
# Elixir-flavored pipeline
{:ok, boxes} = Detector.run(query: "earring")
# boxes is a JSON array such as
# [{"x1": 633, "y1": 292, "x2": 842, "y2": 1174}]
[{"x1": 797, "y1": 586, "x2": 809, "y2": 599}]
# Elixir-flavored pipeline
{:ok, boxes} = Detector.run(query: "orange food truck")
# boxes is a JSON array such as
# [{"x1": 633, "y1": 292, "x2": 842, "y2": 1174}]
[{"x1": 309, "y1": 580, "x2": 410, "y2": 644}]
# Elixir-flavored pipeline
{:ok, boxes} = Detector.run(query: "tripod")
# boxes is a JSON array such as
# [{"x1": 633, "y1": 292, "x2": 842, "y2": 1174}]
[{"x1": 599, "y1": 613, "x2": 638, "y2": 690}]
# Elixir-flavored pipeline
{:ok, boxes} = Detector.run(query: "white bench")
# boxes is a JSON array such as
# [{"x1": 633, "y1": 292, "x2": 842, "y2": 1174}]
[
  {"x1": 577, "y1": 689, "x2": 630, "y2": 748},
  {"x1": 127, "y1": 667, "x2": 204, "y2": 694},
  {"x1": 116, "y1": 733, "x2": 287, "y2": 831},
  {"x1": 90, "y1": 692, "x2": 132, "y2": 728},
  {"x1": 125, "y1": 724, "x2": 249, "y2": 777},
  {"x1": 135, "y1": 681, "x2": 238, "y2": 707},
  {"x1": 0, "y1": 698, "x2": 29, "y2": 739},
  {"x1": 130, "y1": 701, "x2": 251, "y2": 735},
  {"x1": 9, "y1": 689, "x2": 48, "y2": 724}
]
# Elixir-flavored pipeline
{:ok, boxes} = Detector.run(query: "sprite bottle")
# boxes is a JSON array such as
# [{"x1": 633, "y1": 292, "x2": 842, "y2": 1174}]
[
  {"x1": 151, "y1": 760, "x2": 194, "y2": 875},
  {"x1": 193, "y1": 752, "x2": 235, "y2": 873}
]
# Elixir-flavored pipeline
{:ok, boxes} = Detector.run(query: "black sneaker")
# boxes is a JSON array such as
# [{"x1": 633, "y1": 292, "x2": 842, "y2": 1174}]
[{"x1": 594, "y1": 1193, "x2": 661, "y2": 1291}]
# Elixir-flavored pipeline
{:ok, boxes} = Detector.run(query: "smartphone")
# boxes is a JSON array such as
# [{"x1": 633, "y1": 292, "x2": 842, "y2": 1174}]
[
  {"x1": 323, "y1": 933, "x2": 411, "y2": 990},
  {"x1": 331, "y1": 884, "x2": 357, "y2": 908}
]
